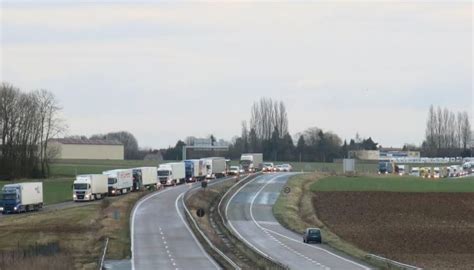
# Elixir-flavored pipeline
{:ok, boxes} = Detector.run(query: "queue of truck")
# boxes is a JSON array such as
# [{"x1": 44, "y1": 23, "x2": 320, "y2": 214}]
[{"x1": 0, "y1": 153, "x2": 274, "y2": 214}]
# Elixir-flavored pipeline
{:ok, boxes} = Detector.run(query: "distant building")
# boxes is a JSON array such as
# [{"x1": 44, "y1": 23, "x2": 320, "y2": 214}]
[
  {"x1": 349, "y1": 149, "x2": 420, "y2": 161},
  {"x1": 143, "y1": 152, "x2": 164, "y2": 161},
  {"x1": 348, "y1": 150, "x2": 379, "y2": 161},
  {"x1": 49, "y1": 138, "x2": 124, "y2": 160}
]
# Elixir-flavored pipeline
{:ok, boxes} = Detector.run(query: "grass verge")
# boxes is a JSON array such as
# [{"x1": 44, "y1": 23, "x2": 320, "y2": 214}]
[{"x1": 0, "y1": 190, "x2": 149, "y2": 269}]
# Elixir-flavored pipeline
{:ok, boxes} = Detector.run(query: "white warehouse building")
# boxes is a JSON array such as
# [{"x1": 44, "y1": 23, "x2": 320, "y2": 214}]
[{"x1": 48, "y1": 138, "x2": 124, "y2": 160}]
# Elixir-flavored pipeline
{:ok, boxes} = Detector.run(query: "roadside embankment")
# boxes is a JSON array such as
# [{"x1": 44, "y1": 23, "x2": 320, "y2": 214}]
[{"x1": 0, "y1": 191, "x2": 149, "y2": 270}]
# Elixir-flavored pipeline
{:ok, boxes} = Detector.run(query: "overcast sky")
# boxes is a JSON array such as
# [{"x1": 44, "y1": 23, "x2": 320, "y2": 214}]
[{"x1": 1, "y1": 1, "x2": 472, "y2": 149}]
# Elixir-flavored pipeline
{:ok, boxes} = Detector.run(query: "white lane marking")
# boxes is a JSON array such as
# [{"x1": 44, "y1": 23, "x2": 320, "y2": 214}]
[
  {"x1": 132, "y1": 178, "x2": 231, "y2": 270},
  {"x1": 175, "y1": 192, "x2": 220, "y2": 269},
  {"x1": 250, "y1": 174, "x2": 371, "y2": 270},
  {"x1": 131, "y1": 187, "x2": 175, "y2": 270},
  {"x1": 249, "y1": 174, "x2": 329, "y2": 269},
  {"x1": 225, "y1": 174, "x2": 277, "y2": 261}
]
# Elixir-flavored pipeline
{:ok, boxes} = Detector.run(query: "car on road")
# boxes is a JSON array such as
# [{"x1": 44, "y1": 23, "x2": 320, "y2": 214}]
[
  {"x1": 228, "y1": 166, "x2": 240, "y2": 175},
  {"x1": 275, "y1": 165, "x2": 284, "y2": 172},
  {"x1": 262, "y1": 162, "x2": 275, "y2": 172},
  {"x1": 279, "y1": 164, "x2": 293, "y2": 172},
  {"x1": 303, "y1": 228, "x2": 322, "y2": 244}
]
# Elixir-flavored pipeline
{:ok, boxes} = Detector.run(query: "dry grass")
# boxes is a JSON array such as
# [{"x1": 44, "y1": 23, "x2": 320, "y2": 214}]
[
  {"x1": 100, "y1": 192, "x2": 148, "y2": 259},
  {"x1": 0, "y1": 191, "x2": 149, "y2": 269},
  {"x1": 0, "y1": 254, "x2": 73, "y2": 270},
  {"x1": 0, "y1": 205, "x2": 101, "y2": 269}
]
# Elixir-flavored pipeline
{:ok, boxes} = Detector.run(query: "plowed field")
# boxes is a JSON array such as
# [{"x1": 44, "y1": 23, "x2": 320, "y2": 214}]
[{"x1": 313, "y1": 192, "x2": 474, "y2": 270}]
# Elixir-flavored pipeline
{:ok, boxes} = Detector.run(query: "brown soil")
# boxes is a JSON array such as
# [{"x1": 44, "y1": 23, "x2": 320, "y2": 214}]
[{"x1": 313, "y1": 192, "x2": 474, "y2": 270}]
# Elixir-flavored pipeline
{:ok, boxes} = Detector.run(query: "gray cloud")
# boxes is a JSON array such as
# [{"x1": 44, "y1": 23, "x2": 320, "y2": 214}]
[{"x1": 2, "y1": 1, "x2": 472, "y2": 148}]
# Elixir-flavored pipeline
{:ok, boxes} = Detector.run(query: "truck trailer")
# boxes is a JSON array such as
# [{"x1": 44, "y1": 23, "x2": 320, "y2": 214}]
[
  {"x1": 158, "y1": 162, "x2": 186, "y2": 186},
  {"x1": 103, "y1": 169, "x2": 134, "y2": 195},
  {"x1": 1, "y1": 182, "x2": 43, "y2": 214},
  {"x1": 202, "y1": 157, "x2": 227, "y2": 179},
  {"x1": 133, "y1": 167, "x2": 160, "y2": 190},
  {"x1": 73, "y1": 174, "x2": 108, "y2": 201},
  {"x1": 240, "y1": 153, "x2": 263, "y2": 172},
  {"x1": 184, "y1": 159, "x2": 206, "y2": 182}
]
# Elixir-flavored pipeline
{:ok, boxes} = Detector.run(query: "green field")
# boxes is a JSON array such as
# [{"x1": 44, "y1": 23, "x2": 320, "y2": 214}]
[
  {"x1": 51, "y1": 159, "x2": 379, "y2": 177},
  {"x1": 49, "y1": 159, "x2": 167, "y2": 177},
  {"x1": 311, "y1": 175, "x2": 474, "y2": 193},
  {"x1": 0, "y1": 178, "x2": 74, "y2": 204}
]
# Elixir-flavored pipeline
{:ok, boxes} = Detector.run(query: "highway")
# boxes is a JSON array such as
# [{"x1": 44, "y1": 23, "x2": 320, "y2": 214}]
[
  {"x1": 226, "y1": 173, "x2": 372, "y2": 270},
  {"x1": 131, "y1": 179, "x2": 229, "y2": 270}
]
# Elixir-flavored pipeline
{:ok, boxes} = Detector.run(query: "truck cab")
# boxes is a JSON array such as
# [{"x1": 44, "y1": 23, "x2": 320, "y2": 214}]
[
  {"x1": 1, "y1": 186, "x2": 21, "y2": 213},
  {"x1": 73, "y1": 178, "x2": 93, "y2": 201},
  {"x1": 240, "y1": 155, "x2": 254, "y2": 172},
  {"x1": 378, "y1": 161, "x2": 393, "y2": 174},
  {"x1": 184, "y1": 160, "x2": 195, "y2": 182},
  {"x1": 158, "y1": 165, "x2": 174, "y2": 185}
]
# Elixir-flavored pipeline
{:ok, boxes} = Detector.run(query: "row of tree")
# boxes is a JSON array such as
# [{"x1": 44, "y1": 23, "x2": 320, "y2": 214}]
[
  {"x1": 0, "y1": 83, "x2": 63, "y2": 178},
  {"x1": 423, "y1": 105, "x2": 471, "y2": 157}
]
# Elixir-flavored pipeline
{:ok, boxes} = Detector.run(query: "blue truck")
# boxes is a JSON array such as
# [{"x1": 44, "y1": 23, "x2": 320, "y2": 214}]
[
  {"x1": 378, "y1": 161, "x2": 394, "y2": 174},
  {"x1": 1, "y1": 182, "x2": 43, "y2": 214}
]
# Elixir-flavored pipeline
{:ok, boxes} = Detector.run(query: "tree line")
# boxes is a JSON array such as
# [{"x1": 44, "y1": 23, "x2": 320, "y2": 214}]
[
  {"x1": 0, "y1": 83, "x2": 63, "y2": 179},
  {"x1": 422, "y1": 105, "x2": 471, "y2": 157}
]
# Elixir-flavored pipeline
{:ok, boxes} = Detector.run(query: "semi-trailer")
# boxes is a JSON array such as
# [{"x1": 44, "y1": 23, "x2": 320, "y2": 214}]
[
  {"x1": 1, "y1": 182, "x2": 43, "y2": 214},
  {"x1": 158, "y1": 162, "x2": 186, "y2": 186},
  {"x1": 133, "y1": 167, "x2": 160, "y2": 190},
  {"x1": 103, "y1": 169, "x2": 134, "y2": 195},
  {"x1": 202, "y1": 157, "x2": 226, "y2": 179},
  {"x1": 73, "y1": 174, "x2": 108, "y2": 201},
  {"x1": 184, "y1": 159, "x2": 206, "y2": 182},
  {"x1": 240, "y1": 153, "x2": 263, "y2": 172}
]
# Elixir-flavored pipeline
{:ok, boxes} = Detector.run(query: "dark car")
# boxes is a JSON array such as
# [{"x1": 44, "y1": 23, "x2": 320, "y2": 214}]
[{"x1": 303, "y1": 228, "x2": 322, "y2": 244}]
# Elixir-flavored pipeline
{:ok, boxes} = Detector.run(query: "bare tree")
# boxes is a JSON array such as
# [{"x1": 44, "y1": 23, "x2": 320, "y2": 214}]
[
  {"x1": 424, "y1": 105, "x2": 471, "y2": 156},
  {"x1": 0, "y1": 83, "x2": 65, "y2": 178},
  {"x1": 250, "y1": 97, "x2": 288, "y2": 141},
  {"x1": 460, "y1": 111, "x2": 471, "y2": 150}
]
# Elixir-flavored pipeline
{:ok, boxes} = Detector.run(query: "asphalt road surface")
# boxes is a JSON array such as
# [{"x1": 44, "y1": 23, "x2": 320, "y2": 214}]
[
  {"x1": 132, "y1": 178, "x2": 234, "y2": 270},
  {"x1": 226, "y1": 173, "x2": 372, "y2": 270}
]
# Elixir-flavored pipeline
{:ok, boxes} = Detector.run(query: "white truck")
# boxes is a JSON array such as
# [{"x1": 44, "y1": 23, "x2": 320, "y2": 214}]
[
  {"x1": 1, "y1": 182, "x2": 43, "y2": 214},
  {"x1": 240, "y1": 153, "x2": 263, "y2": 172},
  {"x1": 73, "y1": 174, "x2": 108, "y2": 201},
  {"x1": 202, "y1": 157, "x2": 227, "y2": 179},
  {"x1": 103, "y1": 169, "x2": 134, "y2": 195},
  {"x1": 410, "y1": 167, "x2": 420, "y2": 177},
  {"x1": 158, "y1": 162, "x2": 186, "y2": 186},
  {"x1": 184, "y1": 159, "x2": 206, "y2": 182},
  {"x1": 133, "y1": 167, "x2": 160, "y2": 190}
]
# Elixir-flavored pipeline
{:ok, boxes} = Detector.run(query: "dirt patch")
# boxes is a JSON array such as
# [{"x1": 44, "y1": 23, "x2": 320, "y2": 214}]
[{"x1": 313, "y1": 192, "x2": 474, "y2": 270}]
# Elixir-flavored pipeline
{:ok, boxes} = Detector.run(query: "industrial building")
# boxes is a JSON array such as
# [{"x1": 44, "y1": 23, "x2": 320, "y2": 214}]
[
  {"x1": 349, "y1": 149, "x2": 420, "y2": 161},
  {"x1": 48, "y1": 138, "x2": 124, "y2": 160}
]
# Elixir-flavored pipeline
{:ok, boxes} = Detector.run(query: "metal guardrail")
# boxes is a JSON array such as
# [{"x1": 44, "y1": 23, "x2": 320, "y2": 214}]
[
  {"x1": 367, "y1": 254, "x2": 423, "y2": 270},
  {"x1": 182, "y1": 177, "x2": 241, "y2": 270},
  {"x1": 99, "y1": 237, "x2": 109, "y2": 270},
  {"x1": 217, "y1": 174, "x2": 289, "y2": 269}
]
